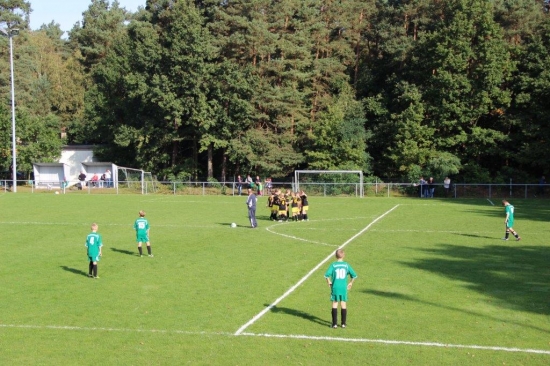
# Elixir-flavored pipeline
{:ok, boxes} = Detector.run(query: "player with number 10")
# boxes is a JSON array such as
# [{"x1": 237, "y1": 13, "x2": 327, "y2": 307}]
[{"x1": 324, "y1": 249, "x2": 357, "y2": 329}]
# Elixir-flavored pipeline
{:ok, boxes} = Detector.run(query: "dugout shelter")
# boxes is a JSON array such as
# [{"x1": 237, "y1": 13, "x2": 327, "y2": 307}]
[
  {"x1": 80, "y1": 162, "x2": 118, "y2": 188},
  {"x1": 33, "y1": 163, "x2": 70, "y2": 189}
]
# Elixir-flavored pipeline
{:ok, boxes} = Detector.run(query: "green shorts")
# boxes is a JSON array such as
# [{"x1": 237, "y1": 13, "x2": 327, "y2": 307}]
[
  {"x1": 330, "y1": 293, "x2": 348, "y2": 302},
  {"x1": 136, "y1": 234, "x2": 149, "y2": 243},
  {"x1": 87, "y1": 255, "x2": 100, "y2": 262}
]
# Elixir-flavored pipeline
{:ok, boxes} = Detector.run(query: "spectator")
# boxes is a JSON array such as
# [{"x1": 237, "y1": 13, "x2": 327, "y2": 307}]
[
  {"x1": 78, "y1": 171, "x2": 87, "y2": 190},
  {"x1": 255, "y1": 175, "x2": 262, "y2": 195},
  {"x1": 418, "y1": 176, "x2": 427, "y2": 197},
  {"x1": 537, "y1": 175, "x2": 546, "y2": 197},
  {"x1": 104, "y1": 169, "x2": 112, "y2": 188},
  {"x1": 237, "y1": 175, "x2": 243, "y2": 196},
  {"x1": 90, "y1": 174, "x2": 99, "y2": 187},
  {"x1": 265, "y1": 177, "x2": 273, "y2": 195},
  {"x1": 427, "y1": 177, "x2": 435, "y2": 198},
  {"x1": 443, "y1": 177, "x2": 451, "y2": 197}
]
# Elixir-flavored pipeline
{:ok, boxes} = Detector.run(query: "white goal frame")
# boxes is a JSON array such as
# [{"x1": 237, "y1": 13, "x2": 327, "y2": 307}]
[
  {"x1": 294, "y1": 170, "x2": 364, "y2": 197},
  {"x1": 117, "y1": 166, "x2": 155, "y2": 194}
]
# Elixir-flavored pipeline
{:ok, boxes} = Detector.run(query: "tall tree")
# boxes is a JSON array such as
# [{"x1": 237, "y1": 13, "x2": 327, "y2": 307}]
[
  {"x1": 68, "y1": 0, "x2": 130, "y2": 73},
  {"x1": 0, "y1": 0, "x2": 31, "y2": 29}
]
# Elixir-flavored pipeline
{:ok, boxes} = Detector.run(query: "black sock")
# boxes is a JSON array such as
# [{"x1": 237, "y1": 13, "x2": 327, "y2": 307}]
[
  {"x1": 147, "y1": 246, "x2": 152, "y2": 255},
  {"x1": 89, "y1": 261, "x2": 93, "y2": 275},
  {"x1": 304, "y1": 214, "x2": 308, "y2": 220},
  {"x1": 341, "y1": 309, "x2": 347, "y2": 325},
  {"x1": 138, "y1": 246, "x2": 143, "y2": 255},
  {"x1": 505, "y1": 232, "x2": 509, "y2": 239},
  {"x1": 331, "y1": 308, "x2": 338, "y2": 326},
  {"x1": 93, "y1": 264, "x2": 97, "y2": 277}
]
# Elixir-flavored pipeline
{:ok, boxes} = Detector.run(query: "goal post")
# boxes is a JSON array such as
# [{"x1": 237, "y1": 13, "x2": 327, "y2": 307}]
[
  {"x1": 294, "y1": 170, "x2": 364, "y2": 197},
  {"x1": 116, "y1": 166, "x2": 156, "y2": 194}
]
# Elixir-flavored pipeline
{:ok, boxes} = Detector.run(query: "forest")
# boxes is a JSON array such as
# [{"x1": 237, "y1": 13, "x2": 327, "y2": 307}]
[{"x1": 1, "y1": 0, "x2": 549, "y2": 183}]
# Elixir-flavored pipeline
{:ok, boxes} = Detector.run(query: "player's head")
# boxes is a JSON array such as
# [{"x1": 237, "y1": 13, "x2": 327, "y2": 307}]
[
  {"x1": 502, "y1": 200, "x2": 508, "y2": 206},
  {"x1": 335, "y1": 249, "x2": 345, "y2": 259},
  {"x1": 91, "y1": 223, "x2": 98, "y2": 231},
  {"x1": 139, "y1": 210, "x2": 146, "y2": 217}
]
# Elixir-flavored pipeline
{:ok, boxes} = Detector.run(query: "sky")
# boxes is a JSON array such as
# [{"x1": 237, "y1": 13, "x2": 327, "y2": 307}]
[{"x1": 29, "y1": 0, "x2": 145, "y2": 34}]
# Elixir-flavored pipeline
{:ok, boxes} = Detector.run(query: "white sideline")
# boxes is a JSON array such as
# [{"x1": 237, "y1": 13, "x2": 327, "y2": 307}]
[
  {"x1": 234, "y1": 205, "x2": 400, "y2": 336},
  {"x1": 2, "y1": 324, "x2": 549, "y2": 355},
  {"x1": 487, "y1": 199, "x2": 495, "y2": 206},
  {"x1": 241, "y1": 332, "x2": 550, "y2": 355}
]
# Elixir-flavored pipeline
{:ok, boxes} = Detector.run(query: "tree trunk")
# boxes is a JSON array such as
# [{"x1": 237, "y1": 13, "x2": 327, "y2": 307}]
[{"x1": 207, "y1": 143, "x2": 213, "y2": 179}]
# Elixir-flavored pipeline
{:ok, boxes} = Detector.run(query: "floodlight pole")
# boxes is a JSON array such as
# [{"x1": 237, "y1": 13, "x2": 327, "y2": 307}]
[{"x1": 1, "y1": 28, "x2": 18, "y2": 192}]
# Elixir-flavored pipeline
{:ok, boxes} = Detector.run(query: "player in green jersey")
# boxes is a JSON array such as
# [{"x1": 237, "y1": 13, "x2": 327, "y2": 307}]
[
  {"x1": 85, "y1": 223, "x2": 103, "y2": 278},
  {"x1": 502, "y1": 200, "x2": 521, "y2": 241},
  {"x1": 134, "y1": 210, "x2": 153, "y2": 257},
  {"x1": 324, "y1": 249, "x2": 357, "y2": 328}
]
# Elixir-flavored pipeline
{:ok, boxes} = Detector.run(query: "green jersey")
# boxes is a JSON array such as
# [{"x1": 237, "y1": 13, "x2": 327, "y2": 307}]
[
  {"x1": 134, "y1": 217, "x2": 150, "y2": 241},
  {"x1": 505, "y1": 204, "x2": 515, "y2": 227},
  {"x1": 86, "y1": 232, "x2": 103, "y2": 258},
  {"x1": 324, "y1": 261, "x2": 357, "y2": 296}
]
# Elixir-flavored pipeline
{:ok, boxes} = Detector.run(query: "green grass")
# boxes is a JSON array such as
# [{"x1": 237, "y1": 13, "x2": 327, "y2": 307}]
[{"x1": 0, "y1": 193, "x2": 549, "y2": 365}]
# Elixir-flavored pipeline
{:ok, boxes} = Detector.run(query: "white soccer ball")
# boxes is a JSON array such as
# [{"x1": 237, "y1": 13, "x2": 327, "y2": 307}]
[
  {"x1": 55, "y1": 191, "x2": 59, "y2": 195},
  {"x1": 231, "y1": 223, "x2": 237, "y2": 228}
]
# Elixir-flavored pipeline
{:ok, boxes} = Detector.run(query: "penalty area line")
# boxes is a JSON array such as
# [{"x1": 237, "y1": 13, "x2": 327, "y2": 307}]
[
  {"x1": 487, "y1": 199, "x2": 495, "y2": 206},
  {"x1": 241, "y1": 333, "x2": 550, "y2": 355},
  {"x1": 234, "y1": 205, "x2": 400, "y2": 336}
]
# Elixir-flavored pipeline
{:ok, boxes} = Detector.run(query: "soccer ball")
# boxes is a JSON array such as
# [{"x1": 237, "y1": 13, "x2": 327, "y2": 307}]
[
  {"x1": 231, "y1": 223, "x2": 237, "y2": 228},
  {"x1": 55, "y1": 191, "x2": 59, "y2": 195}
]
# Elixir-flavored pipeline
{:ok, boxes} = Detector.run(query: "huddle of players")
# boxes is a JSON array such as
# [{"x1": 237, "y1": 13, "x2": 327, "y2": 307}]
[{"x1": 267, "y1": 189, "x2": 309, "y2": 222}]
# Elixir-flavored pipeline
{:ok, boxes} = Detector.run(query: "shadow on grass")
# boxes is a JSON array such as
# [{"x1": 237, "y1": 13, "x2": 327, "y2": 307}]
[
  {"x1": 60, "y1": 266, "x2": 88, "y2": 277},
  {"x1": 440, "y1": 198, "x2": 550, "y2": 223},
  {"x1": 110, "y1": 247, "x2": 137, "y2": 256},
  {"x1": 454, "y1": 233, "x2": 496, "y2": 240},
  {"x1": 400, "y1": 244, "x2": 550, "y2": 316},
  {"x1": 364, "y1": 289, "x2": 549, "y2": 334},
  {"x1": 267, "y1": 304, "x2": 331, "y2": 327}
]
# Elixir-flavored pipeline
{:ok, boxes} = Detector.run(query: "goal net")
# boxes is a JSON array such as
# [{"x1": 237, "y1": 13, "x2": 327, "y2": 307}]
[
  {"x1": 116, "y1": 166, "x2": 157, "y2": 194},
  {"x1": 294, "y1": 170, "x2": 364, "y2": 197}
]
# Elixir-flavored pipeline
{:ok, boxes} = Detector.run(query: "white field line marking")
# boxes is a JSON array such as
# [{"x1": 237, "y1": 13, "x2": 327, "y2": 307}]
[
  {"x1": 0, "y1": 323, "x2": 231, "y2": 336},
  {"x1": 234, "y1": 205, "x2": 400, "y2": 336},
  {"x1": 266, "y1": 223, "x2": 337, "y2": 247},
  {"x1": 3, "y1": 324, "x2": 549, "y2": 355},
  {"x1": 487, "y1": 199, "x2": 495, "y2": 206},
  {"x1": 0, "y1": 221, "x2": 218, "y2": 229},
  {"x1": 241, "y1": 333, "x2": 550, "y2": 355}
]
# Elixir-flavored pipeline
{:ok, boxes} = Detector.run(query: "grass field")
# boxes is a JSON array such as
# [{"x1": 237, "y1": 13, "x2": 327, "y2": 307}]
[{"x1": 0, "y1": 192, "x2": 549, "y2": 365}]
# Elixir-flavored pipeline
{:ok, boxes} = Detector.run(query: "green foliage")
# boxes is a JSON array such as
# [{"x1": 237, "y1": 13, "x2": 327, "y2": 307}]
[
  {"x1": 0, "y1": 0, "x2": 31, "y2": 29},
  {"x1": 2, "y1": 0, "x2": 550, "y2": 182},
  {"x1": 0, "y1": 105, "x2": 63, "y2": 172}
]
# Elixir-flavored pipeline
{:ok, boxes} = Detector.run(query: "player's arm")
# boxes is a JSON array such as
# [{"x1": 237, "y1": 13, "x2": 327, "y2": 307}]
[
  {"x1": 347, "y1": 277, "x2": 356, "y2": 290},
  {"x1": 325, "y1": 277, "x2": 332, "y2": 287}
]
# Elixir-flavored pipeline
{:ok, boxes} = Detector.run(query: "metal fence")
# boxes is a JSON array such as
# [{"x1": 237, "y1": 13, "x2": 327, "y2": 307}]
[{"x1": 1, "y1": 179, "x2": 548, "y2": 199}]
